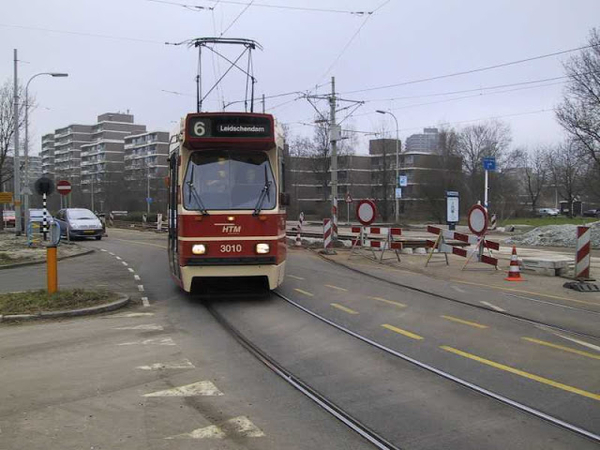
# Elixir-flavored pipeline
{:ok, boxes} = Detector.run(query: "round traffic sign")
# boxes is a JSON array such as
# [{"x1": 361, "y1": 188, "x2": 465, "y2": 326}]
[
  {"x1": 356, "y1": 199, "x2": 377, "y2": 226},
  {"x1": 467, "y1": 204, "x2": 488, "y2": 236},
  {"x1": 56, "y1": 180, "x2": 72, "y2": 196},
  {"x1": 34, "y1": 177, "x2": 54, "y2": 196}
]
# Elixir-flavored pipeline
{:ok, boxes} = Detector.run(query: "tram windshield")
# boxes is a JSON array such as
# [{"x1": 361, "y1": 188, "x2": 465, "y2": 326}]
[{"x1": 183, "y1": 150, "x2": 276, "y2": 211}]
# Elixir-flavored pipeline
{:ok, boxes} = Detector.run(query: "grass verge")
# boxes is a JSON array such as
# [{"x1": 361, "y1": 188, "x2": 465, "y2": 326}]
[
  {"x1": 0, "y1": 289, "x2": 118, "y2": 315},
  {"x1": 501, "y1": 217, "x2": 598, "y2": 227}
]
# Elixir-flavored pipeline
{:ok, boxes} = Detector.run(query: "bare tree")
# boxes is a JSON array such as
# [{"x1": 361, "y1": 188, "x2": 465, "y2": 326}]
[
  {"x1": 547, "y1": 140, "x2": 586, "y2": 217},
  {"x1": 556, "y1": 28, "x2": 600, "y2": 173},
  {"x1": 512, "y1": 147, "x2": 549, "y2": 215},
  {"x1": 456, "y1": 120, "x2": 512, "y2": 206}
]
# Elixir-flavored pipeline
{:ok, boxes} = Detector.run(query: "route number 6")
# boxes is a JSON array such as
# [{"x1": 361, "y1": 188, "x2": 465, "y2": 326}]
[{"x1": 194, "y1": 120, "x2": 206, "y2": 137}]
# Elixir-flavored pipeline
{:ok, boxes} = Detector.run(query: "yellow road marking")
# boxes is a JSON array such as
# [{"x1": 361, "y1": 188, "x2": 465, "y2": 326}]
[
  {"x1": 368, "y1": 296, "x2": 406, "y2": 308},
  {"x1": 522, "y1": 337, "x2": 600, "y2": 361},
  {"x1": 111, "y1": 238, "x2": 167, "y2": 250},
  {"x1": 381, "y1": 324, "x2": 423, "y2": 340},
  {"x1": 441, "y1": 346, "x2": 600, "y2": 401},
  {"x1": 325, "y1": 284, "x2": 348, "y2": 292},
  {"x1": 441, "y1": 315, "x2": 488, "y2": 329},
  {"x1": 287, "y1": 275, "x2": 305, "y2": 281},
  {"x1": 453, "y1": 280, "x2": 599, "y2": 306},
  {"x1": 331, "y1": 303, "x2": 359, "y2": 315},
  {"x1": 294, "y1": 288, "x2": 314, "y2": 297}
]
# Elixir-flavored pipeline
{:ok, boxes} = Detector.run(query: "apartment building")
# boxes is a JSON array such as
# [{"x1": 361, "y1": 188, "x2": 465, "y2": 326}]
[
  {"x1": 405, "y1": 127, "x2": 441, "y2": 153},
  {"x1": 80, "y1": 113, "x2": 146, "y2": 201},
  {"x1": 40, "y1": 133, "x2": 55, "y2": 177},
  {"x1": 286, "y1": 138, "x2": 462, "y2": 222},
  {"x1": 123, "y1": 131, "x2": 169, "y2": 211},
  {"x1": 53, "y1": 124, "x2": 93, "y2": 186}
]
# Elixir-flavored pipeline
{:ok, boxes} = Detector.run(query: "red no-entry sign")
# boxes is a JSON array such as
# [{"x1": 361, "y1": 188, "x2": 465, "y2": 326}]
[
  {"x1": 356, "y1": 199, "x2": 377, "y2": 226},
  {"x1": 57, "y1": 180, "x2": 72, "y2": 196}
]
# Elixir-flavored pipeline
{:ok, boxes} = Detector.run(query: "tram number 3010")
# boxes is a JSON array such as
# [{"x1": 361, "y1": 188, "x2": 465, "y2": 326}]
[{"x1": 220, "y1": 244, "x2": 242, "y2": 253}]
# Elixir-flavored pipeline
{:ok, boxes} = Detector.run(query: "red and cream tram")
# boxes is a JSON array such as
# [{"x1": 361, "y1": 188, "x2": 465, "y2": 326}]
[{"x1": 167, "y1": 112, "x2": 287, "y2": 292}]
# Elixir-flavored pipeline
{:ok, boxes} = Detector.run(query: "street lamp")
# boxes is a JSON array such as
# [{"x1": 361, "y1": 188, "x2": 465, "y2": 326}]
[
  {"x1": 376, "y1": 110, "x2": 400, "y2": 224},
  {"x1": 24, "y1": 72, "x2": 68, "y2": 233}
]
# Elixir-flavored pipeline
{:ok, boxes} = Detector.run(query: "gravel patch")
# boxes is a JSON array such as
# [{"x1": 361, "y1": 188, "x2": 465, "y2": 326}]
[{"x1": 506, "y1": 221, "x2": 600, "y2": 248}]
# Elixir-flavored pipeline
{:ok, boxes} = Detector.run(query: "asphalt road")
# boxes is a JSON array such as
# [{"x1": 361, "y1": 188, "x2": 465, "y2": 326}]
[{"x1": 1, "y1": 228, "x2": 598, "y2": 449}]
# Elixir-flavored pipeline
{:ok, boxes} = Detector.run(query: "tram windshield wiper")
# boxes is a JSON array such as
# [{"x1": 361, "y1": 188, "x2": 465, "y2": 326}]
[
  {"x1": 252, "y1": 166, "x2": 272, "y2": 216},
  {"x1": 187, "y1": 165, "x2": 209, "y2": 215}
]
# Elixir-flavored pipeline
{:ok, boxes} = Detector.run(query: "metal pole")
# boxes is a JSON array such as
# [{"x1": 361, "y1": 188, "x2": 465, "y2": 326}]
[
  {"x1": 147, "y1": 164, "x2": 150, "y2": 215},
  {"x1": 24, "y1": 88, "x2": 29, "y2": 232},
  {"x1": 392, "y1": 114, "x2": 400, "y2": 224},
  {"x1": 484, "y1": 169, "x2": 489, "y2": 209},
  {"x1": 330, "y1": 76, "x2": 338, "y2": 241},
  {"x1": 13, "y1": 49, "x2": 22, "y2": 235},
  {"x1": 91, "y1": 175, "x2": 95, "y2": 212},
  {"x1": 42, "y1": 192, "x2": 47, "y2": 241}
]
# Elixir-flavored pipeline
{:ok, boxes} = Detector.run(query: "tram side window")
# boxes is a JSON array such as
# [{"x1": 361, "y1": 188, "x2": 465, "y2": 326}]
[{"x1": 183, "y1": 150, "x2": 277, "y2": 211}]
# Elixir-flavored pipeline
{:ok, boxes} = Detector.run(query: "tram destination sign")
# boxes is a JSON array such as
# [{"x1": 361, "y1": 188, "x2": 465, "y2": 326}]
[{"x1": 186, "y1": 114, "x2": 273, "y2": 140}]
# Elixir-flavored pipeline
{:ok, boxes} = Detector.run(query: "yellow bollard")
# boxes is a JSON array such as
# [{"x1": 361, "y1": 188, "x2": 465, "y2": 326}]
[{"x1": 47, "y1": 246, "x2": 58, "y2": 294}]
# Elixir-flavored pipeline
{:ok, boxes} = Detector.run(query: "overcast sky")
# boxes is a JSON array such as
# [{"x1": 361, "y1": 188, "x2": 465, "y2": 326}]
[{"x1": 2, "y1": 0, "x2": 599, "y2": 155}]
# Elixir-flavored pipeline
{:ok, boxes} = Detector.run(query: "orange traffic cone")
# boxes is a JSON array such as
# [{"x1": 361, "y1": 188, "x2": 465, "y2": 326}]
[{"x1": 505, "y1": 246, "x2": 524, "y2": 281}]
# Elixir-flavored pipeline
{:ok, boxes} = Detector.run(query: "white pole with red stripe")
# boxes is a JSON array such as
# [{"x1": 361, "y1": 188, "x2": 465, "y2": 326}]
[
  {"x1": 323, "y1": 218, "x2": 332, "y2": 251},
  {"x1": 575, "y1": 226, "x2": 591, "y2": 280},
  {"x1": 332, "y1": 197, "x2": 338, "y2": 242},
  {"x1": 295, "y1": 212, "x2": 304, "y2": 247}
]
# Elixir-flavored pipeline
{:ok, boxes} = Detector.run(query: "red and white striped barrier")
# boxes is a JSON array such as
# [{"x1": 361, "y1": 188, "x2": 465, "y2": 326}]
[
  {"x1": 295, "y1": 212, "x2": 304, "y2": 247},
  {"x1": 426, "y1": 226, "x2": 499, "y2": 268},
  {"x1": 350, "y1": 226, "x2": 402, "y2": 262},
  {"x1": 575, "y1": 226, "x2": 591, "y2": 280},
  {"x1": 323, "y1": 218, "x2": 332, "y2": 251}
]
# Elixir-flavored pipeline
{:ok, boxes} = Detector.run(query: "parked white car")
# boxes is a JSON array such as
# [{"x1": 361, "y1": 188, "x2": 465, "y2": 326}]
[{"x1": 537, "y1": 208, "x2": 560, "y2": 217}]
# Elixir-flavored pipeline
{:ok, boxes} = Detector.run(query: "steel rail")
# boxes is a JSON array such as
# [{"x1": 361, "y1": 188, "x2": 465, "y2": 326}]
[
  {"x1": 272, "y1": 290, "x2": 600, "y2": 444},
  {"x1": 317, "y1": 252, "x2": 600, "y2": 339},
  {"x1": 206, "y1": 302, "x2": 402, "y2": 450}
]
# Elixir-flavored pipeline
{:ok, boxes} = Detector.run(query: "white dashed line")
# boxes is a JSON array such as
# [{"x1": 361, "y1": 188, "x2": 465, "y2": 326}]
[
  {"x1": 480, "y1": 301, "x2": 505, "y2": 312},
  {"x1": 551, "y1": 332, "x2": 600, "y2": 352},
  {"x1": 142, "y1": 297, "x2": 150, "y2": 307},
  {"x1": 100, "y1": 249, "x2": 107, "y2": 252},
  {"x1": 122, "y1": 261, "x2": 128, "y2": 266},
  {"x1": 138, "y1": 285, "x2": 145, "y2": 292},
  {"x1": 108, "y1": 252, "x2": 115, "y2": 256},
  {"x1": 128, "y1": 268, "x2": 135, "y2": 273},
  {"x1": 116, "y1": 256, "x2": 122, "y2": 261},
  {"x1": 144, "y1": 381, "x2": 223, "y2": 397},
  {"x1": 137, "y1": 359, "x2": 196, "y2": 370},
  {"x1": 134, "y1": 274, "x2": 141, "y2": 281},
  {"x1": 118, "y1": 337, "x2": 175, "y2": 346},
  {"x1": 115, "y1": 324, "x2": 163, "y2": 331},
  {"x1": 166, "y1": 425, "x2": 225, "y2": 440},
  {"x1": 451, "y1": 285, "x2": 466, "y2": 294}
]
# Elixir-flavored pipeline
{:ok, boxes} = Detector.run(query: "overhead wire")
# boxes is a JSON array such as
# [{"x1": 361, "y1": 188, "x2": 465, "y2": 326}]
[
  {"x1": 342, "y1": 43, "x2": 600, "y2": 95},
  {"x1": 219, "y1": 0, "x2": 254, "y2": 37},
  {"x1": 205, "y1": 0, "x2": 374, "y2": 15}
]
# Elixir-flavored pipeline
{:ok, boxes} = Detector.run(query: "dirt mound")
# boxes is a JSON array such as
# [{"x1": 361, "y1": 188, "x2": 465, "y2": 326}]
[{"x1": 506, "y1": 221, "x2": 600, "y2": 248}]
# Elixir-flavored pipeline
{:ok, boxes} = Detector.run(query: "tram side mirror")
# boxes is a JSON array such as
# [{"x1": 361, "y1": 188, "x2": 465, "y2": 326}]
[{"x1": 280, "y1": 192, "x2": 290, "y2": 206}]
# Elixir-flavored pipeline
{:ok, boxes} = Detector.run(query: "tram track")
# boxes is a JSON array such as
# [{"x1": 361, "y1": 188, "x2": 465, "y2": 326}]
[
  {"x1": 207, "y1": 290, "x2": 600, "y2": 449},
  {"x1": 316, "y1": 251, "x2": 600, "y2": 340}
]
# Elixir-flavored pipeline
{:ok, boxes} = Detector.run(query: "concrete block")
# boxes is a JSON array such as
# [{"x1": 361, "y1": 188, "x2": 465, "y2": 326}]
[
  {"x1": 521, "y1": 257, "x2": 574, "y2": 277},
  {"x1": 401, "y1": 248, "x2": 414, "y2": 255}
]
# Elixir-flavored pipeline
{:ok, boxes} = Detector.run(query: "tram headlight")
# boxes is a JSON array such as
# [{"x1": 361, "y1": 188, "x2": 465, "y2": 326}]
[
  {"x1": 255, "y1": 243, "x2": 270, "y2": 254},
  {"x1": 192, "y1": 244, "x2": 207, "y2": 255}
]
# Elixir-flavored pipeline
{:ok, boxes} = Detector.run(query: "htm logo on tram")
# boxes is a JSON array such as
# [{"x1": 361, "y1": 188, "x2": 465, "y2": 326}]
[{"x1": 222, "y1": 225, "x2": 241, "y2": 234}]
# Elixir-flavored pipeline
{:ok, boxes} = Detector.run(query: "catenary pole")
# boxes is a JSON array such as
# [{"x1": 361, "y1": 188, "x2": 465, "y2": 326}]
[
  {"x1": 329, "y1": 76, "x2": 338, "y2": 241},
  {"x1": 13, "y1": 49, "x2": 22, "y2": 235}
]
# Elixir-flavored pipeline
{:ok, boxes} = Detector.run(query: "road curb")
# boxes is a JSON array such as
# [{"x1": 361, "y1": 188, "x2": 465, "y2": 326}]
[
  {"x1": 0, "y1": 248, "x2": 95, "y2": 271},
  {"x1": 0, "y1": 293, "x2": 130, "y2": 323}
]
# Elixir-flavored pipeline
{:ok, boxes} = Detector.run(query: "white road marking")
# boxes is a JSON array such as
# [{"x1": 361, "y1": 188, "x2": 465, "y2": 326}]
[
  {"x1": 116, "y1": 256, "x2": 122, "y2": 260},
  {"x1": 108, "y1": 252, "x2": 115, "y2": 256},
  {"x1": 164, "y1": 416, "x2": 264, "y2": 440},
  {"x1": 122, "y1": 261, "x2": 128, "y2": 266},
  {"x1": 165, "y1": 425, "x2": 225, "y2": 440},
  {"x1": 480, "y1": 301, "x2": 505, "y2": 312},
  {"x1": 100, "y1": 249, "x2": 107, "y2": 252},
  {"x1": 451, "y1": 285, "x2": 466, "y2": 294},
  {"x1": 138, "y1": 285, "x2": 145, "y2": 292},
  {"x1": 141, "y1": 297, "x2": 150, "y2": 307},
  {"x1": 137, "y1": 359, "x2": 195, "y2": 370},
  {"x1": 111, "y1": 312, "x2": 154, "y2": 318},
  {"x1": 551, "y1": 332, "x2": 600, "y2": 353},
  {"x1": 128, "y1": 268, "x2": 135, "y2": 273},
  {"x1": 144, "y1": 380, "x2": 223, "y2": 397},
  {"x1": 134, "y1": 274, "x2": 141, "y2": 281},
  {"x1": 287, "y1": 275, "x2": 305, "y2": 280},
  {"x1": 115, "y1": 324, "x2": 162, "y2": 331},
  {"x1": 118, "y1": 337, "x2": 175, "y2": 346}
]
